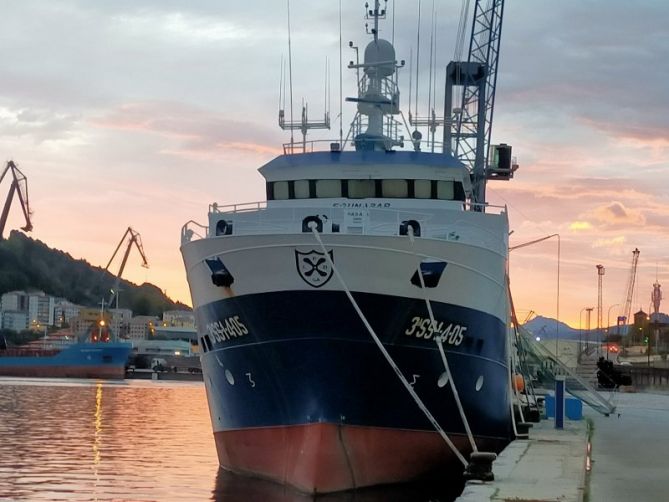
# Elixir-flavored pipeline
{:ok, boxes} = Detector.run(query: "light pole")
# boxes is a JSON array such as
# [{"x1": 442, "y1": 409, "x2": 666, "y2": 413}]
[
  {"x1": 510, "y1": 233, "x2": 560, "y2": 357},
  {"x1": 606, "y1": 303, "x2": 620, "y2": 360},
  {"x1": 585, "y1": 307, "x2": 594, "y2": 354},
  {"x1": 579, "y1": 307, "x2": 591, "y2": 360}
]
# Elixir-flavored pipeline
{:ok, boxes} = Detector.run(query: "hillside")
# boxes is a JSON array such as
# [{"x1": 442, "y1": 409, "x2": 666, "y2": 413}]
[{"x1": 0, "y1": 230, "x2": 189, "y2": 316}]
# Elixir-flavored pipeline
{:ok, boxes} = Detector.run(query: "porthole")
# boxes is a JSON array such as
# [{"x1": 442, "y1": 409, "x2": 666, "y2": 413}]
[
  {"x1": 225, "y1": 369, "x2": 235, "y2": 385},
  {"x1": 475, "y1": 375, "x2": 484, "y2": 391},
  {"x1": 437, "y1": 372, "x2": 449, "y2": 388}
]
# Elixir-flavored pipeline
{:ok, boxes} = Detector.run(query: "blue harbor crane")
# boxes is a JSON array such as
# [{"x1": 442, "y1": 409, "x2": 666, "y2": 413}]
[{"x1": 444, "y1": 0, "x2": 516, "y2": 207}]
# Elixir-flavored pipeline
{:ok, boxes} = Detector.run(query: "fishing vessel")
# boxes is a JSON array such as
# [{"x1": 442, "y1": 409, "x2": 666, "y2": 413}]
[
  {"x1": 182, "y1": 0, "x2": 517, "y2": 493},
  {"x1": 0, "y1": 338, "x2": 132, "y2": 379}
]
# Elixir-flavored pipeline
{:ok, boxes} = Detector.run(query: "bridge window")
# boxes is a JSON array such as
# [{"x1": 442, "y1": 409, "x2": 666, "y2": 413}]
[
  {"x1": 382, "y1": 179, "x2": 408, "y2": 198},
  {"x1": 414, "y1": 180, "x2": 432, "y2": 199},
  {"x1": 348, "y1": 179, "x2": 375, "y2": 199},
  {"x1": 437, "y1": 181, "x2": 454, "y2": 200},
  {"x1": 273, "y1": 181, "x2": 290, "y2": 200},
  {"x1": 315, "y1": 179, "x2": 342, "y2": 198},
  {"x1": 268, "y1": 179, "x2": 465, "y2": 201},
  {"x1": 294, "y1": 180, "x2": 310, "y2": 199}
]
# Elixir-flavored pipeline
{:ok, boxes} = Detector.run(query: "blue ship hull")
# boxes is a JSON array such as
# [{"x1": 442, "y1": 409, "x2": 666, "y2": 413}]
[
  {"x1": 0, "y1": 342, "x2": 132, "y2": 379},
  {"x1": 195, "y1": 290, "x2": 513, "y2": 491},
  {"x1": 198, "y1": 290, "x2": 511, "y2": 435}
]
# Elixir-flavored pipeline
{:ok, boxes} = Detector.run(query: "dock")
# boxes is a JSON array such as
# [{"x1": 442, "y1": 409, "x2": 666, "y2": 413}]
[{"x1": 458, "y1": 391, "x2": 669, "y2": 502}]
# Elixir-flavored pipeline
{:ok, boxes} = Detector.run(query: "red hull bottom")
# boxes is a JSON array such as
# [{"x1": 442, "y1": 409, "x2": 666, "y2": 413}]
[
  {"x1": 0, "y1": 366, "x2": 125, "y2": 379},
  {"x1": 214, "y1": 424, "x2": 505, "y2": 494}
]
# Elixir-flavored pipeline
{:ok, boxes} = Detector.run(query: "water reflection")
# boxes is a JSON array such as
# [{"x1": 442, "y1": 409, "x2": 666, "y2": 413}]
[
  {"x1": 211, "y1": 468, "x2": 462, "y2": 501},
  {"x1": 0, "y1": 378, "x2": 462, "y2": 501}
]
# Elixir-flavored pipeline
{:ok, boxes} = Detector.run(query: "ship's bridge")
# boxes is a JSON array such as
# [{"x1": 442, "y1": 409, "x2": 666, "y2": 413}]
[
  {"x1": 181, "y1": 150, "x2": 507, "y2": 256},
  {"x1": 260, "y1": 150, "x2": 472, "y2": 206}
]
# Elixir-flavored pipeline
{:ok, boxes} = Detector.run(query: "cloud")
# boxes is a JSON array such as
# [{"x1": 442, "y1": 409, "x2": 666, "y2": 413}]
[
  {"x1": 569, "y1": 221, "x2": 592, "y2": 231},
  {"x1": 590, "y1": 201, "x2": 646, "y2": 227},
  {"x1": 91, "y1": 101, "x2": 282, "y2": 159},
  {"x1": 592, "y1": 236, "x2": 627, "y2": 249}
]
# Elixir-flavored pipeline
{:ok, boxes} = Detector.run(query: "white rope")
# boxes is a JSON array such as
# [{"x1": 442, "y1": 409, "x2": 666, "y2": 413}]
[
  {"x1": 407, "y1": 227, "x2": 478, "y2": 453},
  {"x1": 506, "y1": 320, "x2": 523, "y2": 437},
  {"x1": 311, "y1": 227, "x2": 468, "y2": 467}
]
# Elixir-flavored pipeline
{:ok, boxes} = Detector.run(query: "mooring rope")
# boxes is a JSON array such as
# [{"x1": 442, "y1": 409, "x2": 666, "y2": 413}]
[
  {"x1": 407, "y1": 227, "x2": 478, "y2": 452},
  {"x1": 310, "y1": 226, "x2": 468, "y2": 467}
]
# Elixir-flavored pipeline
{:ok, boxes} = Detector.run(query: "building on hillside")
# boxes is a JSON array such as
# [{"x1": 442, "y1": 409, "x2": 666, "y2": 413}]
[
  {"x1": 1, "y1": 291, "x2": 28, "y2": 313},
  {"x1": 109, "y1": 308, "x2": 133, "y2": 339},
  {"x1": 27, "y1": 292, "x2": 55, "y2": 327},
  {"x1": 162, "y1": 310, "x2": 196, "y2": 328},
  {"x1": 1, "y1": 311, "x2": 29, "y2": 332},
  {"x1": 53, "y1": 299, "x2": 82, "y2": 328},
  {"x1": 70, "y1": 308, "x2": 110, "y2": 337},
  {"x1": 128, "y1": 316, "x2": 158, "y2": 342}
]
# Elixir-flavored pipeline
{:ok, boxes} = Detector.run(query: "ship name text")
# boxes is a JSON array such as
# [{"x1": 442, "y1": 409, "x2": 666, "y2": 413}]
[
  {"x1": 404, "y1": 316, "x2": 466, "y2": 346},
  {"x1": 206, "y1": 316, "x2": 249, "y2": 343}
]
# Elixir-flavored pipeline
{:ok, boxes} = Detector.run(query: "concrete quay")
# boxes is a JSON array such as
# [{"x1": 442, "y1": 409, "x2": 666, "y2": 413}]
[
  {"x1": 458, "y1": 418, "x2": 588, "y2": 502},
  {"x1": 457, "y1": 391, "x2": 669, "y2": 502}
]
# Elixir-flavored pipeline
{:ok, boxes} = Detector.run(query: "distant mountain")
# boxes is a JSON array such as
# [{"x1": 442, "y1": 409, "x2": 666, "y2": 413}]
[
  {"x1": 522, "y1": 315, "x2": 625, "y2": 340},
  {"x1": 522, "y1": 316, "x2": 581, "y2": 340},
  {"x1": 0, "y1": 230, "x2": 189, "y2": 316}
]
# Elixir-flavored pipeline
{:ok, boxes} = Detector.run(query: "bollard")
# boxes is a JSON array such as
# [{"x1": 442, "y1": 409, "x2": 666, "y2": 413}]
[
  {"x1": 555, "y1": 375, "x2": 565, "y2": 429},
  {"x1": 463, "y1": 451, "x2": 497, "y2": 482}
]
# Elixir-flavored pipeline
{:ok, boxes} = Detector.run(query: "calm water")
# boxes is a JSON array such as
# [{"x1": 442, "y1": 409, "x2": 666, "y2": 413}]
[{"x1": 0, "y1": 378, "x2": 461, "y2": 501}]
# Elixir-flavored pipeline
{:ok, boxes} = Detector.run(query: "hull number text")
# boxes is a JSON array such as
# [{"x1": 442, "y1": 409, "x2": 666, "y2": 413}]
[
  {"x1": 405, "y1": 316, "x2": 466, "y2": 346},
  {"x1": 206, "y1": 316, "x2": 249, "y2": 343}
]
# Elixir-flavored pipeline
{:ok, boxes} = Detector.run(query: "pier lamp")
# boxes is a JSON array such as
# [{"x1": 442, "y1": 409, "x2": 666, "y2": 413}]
[
  {"x1": 606, "y1": 304, "x2": 620, "y2": 360},
  {"x1": 579, "y1": 307, "x2": 592, "y2": 360},
  {"x1": 510, "y1": 233, "x2": 560, "y2": 357}
]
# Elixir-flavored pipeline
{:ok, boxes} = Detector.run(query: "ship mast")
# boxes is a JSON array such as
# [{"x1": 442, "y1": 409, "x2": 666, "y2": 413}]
[{"x1": 346, "y1": 0, "x2": 405, "y2": 152}]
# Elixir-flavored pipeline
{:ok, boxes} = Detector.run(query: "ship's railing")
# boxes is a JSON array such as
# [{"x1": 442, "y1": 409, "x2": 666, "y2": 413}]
[
  {"x1": 281, "y1": 138, "x2": 448, "y2": 155},
  {"x1": 181, "y1": 220, "x2": 211, "y2": 244},
  {"x1": 209, "y1": 201, "x2": 267, "y2": 214},
  {"x1": 183, "y1": 202, "x2": 508, "y2": 254}
]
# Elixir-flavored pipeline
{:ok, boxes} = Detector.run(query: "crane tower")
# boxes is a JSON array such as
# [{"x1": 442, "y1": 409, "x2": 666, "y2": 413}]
[
  {"x1": 105, "y1": 227, "x2": 149, "y2": 308},
  {"x1": 443, "y1": 0, "x2": 517, "y2": 206},
  {"x1": 0, "y1": 160, "x2": 32, "y2": 240},
  {"x1": 618, "y1": 248, "x2": 640, "y2": 335}
]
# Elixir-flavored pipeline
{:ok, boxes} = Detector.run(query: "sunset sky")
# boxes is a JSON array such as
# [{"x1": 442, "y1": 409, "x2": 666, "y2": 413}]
[{"x1": 1, "y1": 1, "x2": 668, "y2": 328}]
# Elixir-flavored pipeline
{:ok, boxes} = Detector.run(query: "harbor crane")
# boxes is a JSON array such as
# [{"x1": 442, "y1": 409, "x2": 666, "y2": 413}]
[
  {"x1": 104, "y1": 227, "x2": 149, "y2": 308},
  {"x1": 444, "y1": 0, "x2": 517, "y2": 206},
  {"x1": 0, "y1": 160, "x2": 32, "y2": 240},
  {"x1": 618, "y1": 248, "x2": 640, "y2": 336}
]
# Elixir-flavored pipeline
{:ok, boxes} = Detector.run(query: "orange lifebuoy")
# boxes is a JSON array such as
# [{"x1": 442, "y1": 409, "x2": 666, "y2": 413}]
[{"x1": 513, "y1": 374, "x2": 525, "y2": 393}]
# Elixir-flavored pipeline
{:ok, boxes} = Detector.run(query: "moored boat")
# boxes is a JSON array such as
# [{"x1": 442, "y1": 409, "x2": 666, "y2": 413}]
[
  {"x1": 0, "y1": 336, "x2": 132, "y2": 379},
  {"x1": 181, "y1": 1, "x2": 516, "y2": 493}
]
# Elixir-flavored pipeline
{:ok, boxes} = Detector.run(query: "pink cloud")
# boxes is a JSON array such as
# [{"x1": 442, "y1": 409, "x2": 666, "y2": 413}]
[{"x1": 91, "y1": 101, "x2": 282, "y2": 159}]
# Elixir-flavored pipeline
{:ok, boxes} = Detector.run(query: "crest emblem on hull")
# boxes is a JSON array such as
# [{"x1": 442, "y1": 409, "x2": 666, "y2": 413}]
[{"x1": 295, "y1": 250, "x2": 334, "y2": 288}]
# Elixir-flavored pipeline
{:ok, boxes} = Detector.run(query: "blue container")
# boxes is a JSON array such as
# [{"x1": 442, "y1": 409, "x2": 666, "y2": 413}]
[
  {"x1": 544, "y1": 394, "x2": 582, "y2": 420},
  {"x1": 565, "y1": 397, "x2": 583, "y2": 420}
]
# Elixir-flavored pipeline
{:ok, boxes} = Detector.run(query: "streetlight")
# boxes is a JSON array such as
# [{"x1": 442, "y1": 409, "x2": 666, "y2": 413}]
[
  {"x1": 579, "y1": 307, "x2": 592, "y2": 359},
  {"x1": 606, "y1": 303, "x2": 620, "y2": 360},
  {"x1": 510, "y1": 233, "x2": 560, "y2": 357}
]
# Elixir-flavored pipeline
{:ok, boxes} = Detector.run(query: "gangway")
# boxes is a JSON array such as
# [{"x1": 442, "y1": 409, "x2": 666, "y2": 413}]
[{"x1": 516, "y1": 325, "x2": 616, "y2": 416}]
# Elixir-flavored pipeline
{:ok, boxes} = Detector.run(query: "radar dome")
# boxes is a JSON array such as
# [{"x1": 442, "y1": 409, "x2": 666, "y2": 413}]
[{"x1": 363, "y1": 38, "x2": 396, "y2": 78}]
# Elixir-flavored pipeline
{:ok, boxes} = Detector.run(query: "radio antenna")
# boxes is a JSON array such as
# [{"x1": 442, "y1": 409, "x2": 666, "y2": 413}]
[
  {"x1": 339, "y1": 0, "x2": 343, "y2": 145},
  {"x1": 287, "y1": 0, "x2": 295, "y2": 146},
  {"x1": 414, "y1": 0, "x2": 421, "y2": 126}
]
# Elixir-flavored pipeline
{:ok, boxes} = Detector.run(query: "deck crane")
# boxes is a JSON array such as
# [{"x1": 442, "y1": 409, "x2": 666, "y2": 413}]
[
  {"x1": 618, "y1": 248, "x2": 640, "y2": 336},
  {"x1": 443, "y1": 0, "x2": 516, "y2": 207},
  {"x1": 0, "y1": 160, "x2": 33, "y2": 240},
  {"x1": 104, "y1": 227, "x2": 149, "y2": 308}
]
